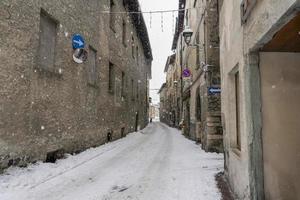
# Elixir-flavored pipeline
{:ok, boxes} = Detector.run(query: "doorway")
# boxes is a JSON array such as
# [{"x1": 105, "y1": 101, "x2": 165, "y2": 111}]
[
  {"x1": 184, "y1": 99, "x2": 191, "y2": 137},
  {"x1": 121, "y1": 127, "x2": 125, "y2": 138},
  {"x1": 135, "y1": 112, "x2": 139, "y2": 132},
  {"x1": 259, "y1": 12, "x2": 300, "y2": 200}
]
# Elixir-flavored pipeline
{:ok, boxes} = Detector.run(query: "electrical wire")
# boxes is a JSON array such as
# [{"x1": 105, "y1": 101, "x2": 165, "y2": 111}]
[{"x1": 99, "y1": 7, "x2": 195, "y2": 14}]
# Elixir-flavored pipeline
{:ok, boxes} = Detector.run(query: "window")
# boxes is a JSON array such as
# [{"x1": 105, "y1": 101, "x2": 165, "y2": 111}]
[
  {"x1": 122, "y1": 20, "x2": 127, "y2": 47},
  {"x1": 193, "y1": 0, "x2": 197, "y2": 8},
  {"x1": 241, "y1": 0, "x2": 257, "y2": 24},
  {"x1": 131, "y1": 79, "x2": 134, "y2": 100},
  {"x1": 87, "y1": 46, "x2": 97, "y2": 86},
  {"x1": 235, "y1": 71, "x2": 241, "y2": 150},
  {"x1": 109, "y1": 62, "x2": 115, "y2": 93},
  {"x1": 110, "y1": 0, "x2": 116, "y2": 31},
  {"x1": 196, "y1": 32, "x2": 200, "y2": 70},
  {"x1": 132, "y1": 36, "x2": 135, "y2": 58},
  {"x1": 185, "y1": 10, "x2": 189, "y2": 26},
  {"x1": 38, "y1": 10, "x2": 57, "y2": 71},
  {"x1": 121, "y1": 72, "x2": 125, "y2": 98},
  {"x1": 136, "y1": 83, "x2": 139, "y2": 100},
  {"x1": 136, "y1": 46, "x2": 139, "y2": 64}
]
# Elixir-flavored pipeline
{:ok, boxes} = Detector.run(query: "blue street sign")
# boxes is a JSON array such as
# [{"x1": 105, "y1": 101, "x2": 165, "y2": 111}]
[
  {"x1": 72, "y1": 34, "x2": 85, "y2": 49},
  {"x1": 208, "y1": 87, "x2": 221, "y2": 94},
  {"x1": 182, "y1": 69, "x2": 191, "y2": 78}
]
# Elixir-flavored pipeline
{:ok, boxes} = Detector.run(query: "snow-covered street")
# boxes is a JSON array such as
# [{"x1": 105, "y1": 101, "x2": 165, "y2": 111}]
[{"x1": 0, "y1": 122, "x2": 224, "y2": 200}]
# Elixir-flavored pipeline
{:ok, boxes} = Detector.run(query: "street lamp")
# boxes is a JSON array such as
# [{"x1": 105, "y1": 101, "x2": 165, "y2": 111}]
[
  {"x1": 182, "y1": 26, "x2": 193, "y2": 45},
  {"x1": 183, "y1": 27, "x2": 219, "y2": 49}
]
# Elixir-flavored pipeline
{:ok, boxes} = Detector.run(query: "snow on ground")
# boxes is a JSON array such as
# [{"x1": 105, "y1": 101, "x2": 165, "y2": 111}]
[{"x1": 0, "y1": 122, "x2": 224, "y2": 200}]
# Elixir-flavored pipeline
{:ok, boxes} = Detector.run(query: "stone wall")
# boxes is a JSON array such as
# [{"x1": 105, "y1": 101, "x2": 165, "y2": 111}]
[
  {"x1": 0, "y1": 0, "x2": 151, "y2": 171},
  {"x1": 183, "y1": 0, "x2": 222, "y2": 152}
]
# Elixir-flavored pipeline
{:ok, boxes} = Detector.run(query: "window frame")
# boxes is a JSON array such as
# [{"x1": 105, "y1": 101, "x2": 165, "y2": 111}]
[
  {"x1": 241, "y1": 0, "x2": 257, "y2": 24},
  {"x1": 108, "y1": 62, "x2": 115, "y2": 94},
  {"x1": 110, "y1": 0, "x2": 116, "y2": 32},
  {"x1": 235, "y1": 71, "x2": 241, "y2": 150},
  {"x1": 132, "y1": 36, "x2": 135, "y2": 59},
  {"x1": 87, "y1": 46, "x2": 98, "y2": 86},
  {"x1": 131, "y1": 79, "x2": 134, "y2": 101},
  {"x1": 121, "y1": 71, "x2": 125, "y2": 98},
  {"x1": 122, "y1": 19, "x2": 127, "y2": 47},
  {"x1": 38, "y1": 9, "x2": 58, "y2": 72}
]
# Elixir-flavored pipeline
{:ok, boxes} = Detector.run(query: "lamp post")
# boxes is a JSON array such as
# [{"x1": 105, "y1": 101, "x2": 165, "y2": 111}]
[{"x1": 180, "y1": 34, "x2": 184, "y2": 127}]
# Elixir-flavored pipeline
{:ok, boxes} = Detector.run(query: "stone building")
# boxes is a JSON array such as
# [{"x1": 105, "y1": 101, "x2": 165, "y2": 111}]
[
  {"x1": 0, "y1": 0, "x2": 152, "y2": 170},
  {"x1": 149, "y1": 103, "x2": 159, "y2": 121},
  {"x1": 220, "y1": 0, "x2": 300, "y2": 199},
  {"x1": 169, "y1": 0, "x2": 222, "y2": 152},
  {"x1": 163, "y1": 54, "x2": 179, "y2": 127},
  {"x1": 158, "y1": 83, "x2": 167, "y2": 124}
]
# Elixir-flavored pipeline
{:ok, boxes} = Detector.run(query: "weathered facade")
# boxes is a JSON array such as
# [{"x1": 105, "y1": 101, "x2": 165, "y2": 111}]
[
  {"x1": 163, "y1": 54, "x2": 180, "y2": 127},
  {"x1": 165, "y1": 0, "x2": 222, "y2": 152},
  {"x1": 220, "y1": 0, "x2": 300, "y2": 199},
  {"x1": 183, "y1": 0, "x2": 222, "y2": 152},
  {"x1": 149, "y1": 103, "x2": 159, "y2": 120},
  {"x1": 0, "y1": 0, "x2": 152, "y2": 171}
]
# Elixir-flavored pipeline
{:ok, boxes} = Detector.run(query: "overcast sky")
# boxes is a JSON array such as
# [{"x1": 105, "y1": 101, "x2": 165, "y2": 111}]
[{"x1": 139, "y1": 0, "x2": 178, "y2": 104}]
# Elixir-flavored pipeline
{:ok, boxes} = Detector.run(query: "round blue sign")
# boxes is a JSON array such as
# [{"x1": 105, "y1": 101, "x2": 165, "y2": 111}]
[
  {"x1": 182, "y1": 69, "x2": 191, "y2": 78},
  {"x1": 72, "y1": 34, "x2": 85, "y2": 49}
]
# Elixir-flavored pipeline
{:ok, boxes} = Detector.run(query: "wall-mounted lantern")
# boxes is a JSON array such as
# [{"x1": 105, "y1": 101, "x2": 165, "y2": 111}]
[
  {"x1": 182, "y1": 26, "x2": 193, "y2": 45},
  {"x1": 182, "y1": 27, "x2": 204, "y2": 48}
]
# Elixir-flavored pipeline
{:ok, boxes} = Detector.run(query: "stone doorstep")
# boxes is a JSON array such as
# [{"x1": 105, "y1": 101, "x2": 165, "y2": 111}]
[
  {"x1": 207, "y1": 134, "x2": 223, "y2": 140},
  {"x1": 207, "y1": 111, "x2": 221, "y2": 116},
  {"x1": 206, "y1": 116, "x2": 221, "y2": 123},
  {"x1": 206, "y1": 122, "x2": 222, "y2": 127}
]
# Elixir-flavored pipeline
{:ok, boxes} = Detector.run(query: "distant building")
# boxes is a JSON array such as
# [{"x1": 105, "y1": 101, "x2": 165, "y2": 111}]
[
  {"x1": 0, "y1": 0, "x2": 152, "y2": 170},
  {"x1": 149, "y1": 104, "x2": 159, "y2": 121},
  {"x1": 158, "y1": 83, "x2": 167, "y2": 124}
]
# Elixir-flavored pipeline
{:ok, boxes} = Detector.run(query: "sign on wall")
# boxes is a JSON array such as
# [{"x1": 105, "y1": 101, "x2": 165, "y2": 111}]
[
  {"x1": 182, "y1": 68, "x2": 191, "y2": 78},
  {"x1": 72, "y1": 34, "x2": 87, "y2": 64},
  {"x1": 208, "y1": 87, "x2": 221, "y2": 94},
  {"x1": 72, "y1": 34, "x2": 85, "y2": 49}
]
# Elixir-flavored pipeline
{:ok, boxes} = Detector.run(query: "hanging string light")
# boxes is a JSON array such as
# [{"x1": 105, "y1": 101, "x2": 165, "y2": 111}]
[
  {"x1": 99, "y1": 7, "x2": 193, "y2": 14},
  {"x1": 99, "y1": 7, "x2": 199, "y2": 32},
  {"x1": 149, "y1": 11, "x2": 152, "y2": 28},
  {"x1": 172, "y1": 11, "x2": 175, "y2": 34},
  {"x1": 161, "y1": 12, "x2": 164, "y2": 32},
  {"x1": 138, "y1": 7, "x2": 141, "y2": 25}
]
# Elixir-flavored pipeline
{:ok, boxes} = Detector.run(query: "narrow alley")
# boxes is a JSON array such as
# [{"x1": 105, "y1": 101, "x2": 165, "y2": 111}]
[{"x1": 0, "y1": 123, "x2": 223, "y2": 200}]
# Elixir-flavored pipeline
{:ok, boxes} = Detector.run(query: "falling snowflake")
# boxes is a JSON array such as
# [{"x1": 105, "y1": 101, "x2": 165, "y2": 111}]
[{"x1": 41, "y1": 126, "x2": 45, "y2": 130}]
